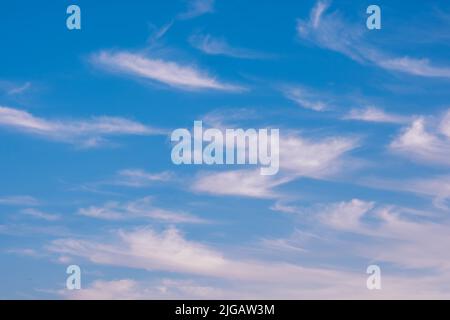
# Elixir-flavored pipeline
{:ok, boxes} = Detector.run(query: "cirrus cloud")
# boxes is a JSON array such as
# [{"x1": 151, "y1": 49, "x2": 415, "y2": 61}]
[
  {"x1": 91, "y1": 51, "x2": 244, "y2": 92},
  {"x1": 0, "y1": 106, "x2": 163, "y2": 147}
]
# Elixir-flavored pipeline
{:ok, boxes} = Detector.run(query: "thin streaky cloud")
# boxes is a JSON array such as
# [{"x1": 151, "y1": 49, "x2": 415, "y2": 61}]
[
  {"x1": 311, "y1": 0, "x2": 329, "y2": 28},
  {"x1": 0, "y1": 106, "x2": 163, "y2": 147},
  {"x1": 343, "y1": 107, "x2": 411, "y2": 124},
  {"x1": 298, "y1": 1, "x2": 450, "y2": 78},
  {"x1": 48, "y1": 226, "x2": 362, "y2": 284},
  {"x1": 297, "y1": 1, "x2": 366, "y2": 62},
  {"x1": 21, "y1": 208, "x2": 60, "y2": 221},
  {"x1": 0, "y1": 80, "x2": 32, "y2": 96},
  {"x1": 0, "y1": 195, "x2": 40, "y2": 206},
  {"x1": 61, "y1": 278, "x2": 241, "y2": 300},
  {"x1": 6, "y1": 248, "x2": 46, "y2": 258},
  {"x1": 282, "y1": 86, "x2": 330, "y2": 111},
  {"x1": 148, "y1": 0, "x2": 214, "y2": 44},
  {"x1": 270, "y1": 201, "x2": 303, "y2": 215},
  {"x1": 265, "y1": 197, "x2": 450, "y2": 284},
  {"x1": 361, "y1": 175, "x2": 450, "y2": 211},
  {"x1": 91, "y1": 51, "x2": 244, "y2": 92},
  {"x1": 4, "y1": 0, "x2": 450, "y2": 300},
  {"x1": 202, "y1": 108, "x2": 260, "y2": 129},
  {"x1": 61, "y1": 274, "x2": 450, "y2": 299},
  {"x1": 50, "y1": 225, "x2": 450, "y2": 299},
  {"x1": 189, "y1": 34, "x2": 272, "y2": 59},
  {"x1": 78, "y1": 196, "x2": 207, "y2": 224},
  {"x1": 379, "y1": 57, "x2": 450, "y2": 78},
  {"x1": 115, "y1": 169, "x2": 173, "y2": 187},
  {"x1": 73, "y1": 170, "x2": 173, "y2": 196},
  {"x1": 152, "y1": 21, "x2": 174, "y2": 42},
  {"x1": 261, "y1": 229, "x2": 308, "y2": 253},
  {"x1": 178, "y1": 0, "x2": 214, "y2": 20},
  {"x1": 316, "y1": 199, "x2": 450, "y2": 270},
  {"x1": 7, "y1": 82, "x2": 31, "y2": 95},
  {"x1": 0, "y1": 224, "x2": 72, "y2": 238},
  {"x1": 192, "y1": 169, "x2": 289, "y2": 199},
  {"x1": 191, "y1": 132, "x2": 358, "y2": 198}
]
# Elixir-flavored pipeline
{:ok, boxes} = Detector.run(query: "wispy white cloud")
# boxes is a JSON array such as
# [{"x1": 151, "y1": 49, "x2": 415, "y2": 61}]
[
  {"x1": 6, "y1": 248, "x2": 46, "y2": 258},
  {"x1": 178, "y1": 0, "x2": 215, "y2": 19},
  {"x1": 0, "y1": 224, "x2": 71, "y2": 237},
  {"x1": 264, "y1": 198, "x2": 450, "y2": 297},
  {"x1": 280, "y1": 133, "x2": 358, "y2": 178},
  {"x1": 0, "y1": 106, "x2": 162, "y2": 147},
  {"x1": 49, "y1": 226, "x2": 358, "y2": 287},
  {"x1": 7, "y1": 82, "x2": 31, "y2": 95},
  {"x1": 61, "y1": 278, "x2": 218, "y2": 300},
  {"x1": 68, "y1": 170, "x2": 173, "y2": 197},
  {"x1": 318, "y1": 199, "x2": 376, "y2": 231},
  {"x1": 0, "y1": 80, "x2": 32, "y2": 96},
  {"x1": 316, "y1": 199, "x2": 450, "y2": 271},
  {"x1": 114, "y1": 169, "x2": 173, "y2": 187},
  {"x1": 189, "y1": 34, "x2": 271, "y2": 59},
  {"x1": 401, "y1": 176, "x2": 450, "y2": 210},
  {"x1": 78, "y1": 196, "x2": 206, "y2": 224},
  {"x1": 92, "y1": 51, "x2": 243, "y2": 92},
  {"x1": 362, "y1": 175, "x2": 450, "y2": 211},
  {"x1": 390, "y1": 112, "x2": 450, "y2": 165},
  {"x1": 147, "y1": 0, "x2": 214, "y2": 44},
  {"x1": 206, "y1": 107, "x2": 359, "y2": 177},
  {"x1": 51, "y1": 227, "x2": 229, "y2": 277},
  {"x1": 148, "y1": 21, "x2": 174, "y2": 44},
  {"x1": 0, "y1": 195, "x2": 39, "y2": 206},
  {"x1": 343, "y1": 107, "x2": 411, "y2": 124},
  {"x1": 270, "y1": 201, "x2": 303, "y2": 214},
  {"x1": 52, "y1": 225, "x2": 450, "y2": 299},
  {"x1": 192, "y1": 169, "x2": 289, "y2": 199},
  {"x1": 21, "y1": 208, "x2": 60, "y2": 221},
  {"x1": 190, "y1": 132, "x2": 358, "y2": 198},
  {"x1": 297, "y1": 1, "x2": 366, "y2": 62},
  {"x1": 261, "y1": 229, "x2": 309, "y2": 253},
  {"x1": 61, "y1": 279, "x2": 146, "y2": 300},
  {"x1": 297, "y1": 1, "x2": 450, "y2": 78},
  {"x1": 282, "y1": 86, "x2": 330, "y2": 111},
  {"x1": 187, "y1": 114, "x2": 358, "y2": 199},
  {"x1": 379, "y1": 57, "x2": 450, "y2": 78},
  {"x1": 62, "y1": 273, "x2": 450, "y2": 299},
  {"x1": 202, "y1": 108, "x2": 260, "y2": 129},
  {"x1": 61, "y1": 278, "x2": 234, "y2": 300}
]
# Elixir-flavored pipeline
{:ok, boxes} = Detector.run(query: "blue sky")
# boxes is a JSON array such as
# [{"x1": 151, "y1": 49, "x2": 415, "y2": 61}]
[{"x1": 1, "y1": 0, "x2": 450, "y2": 299}]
